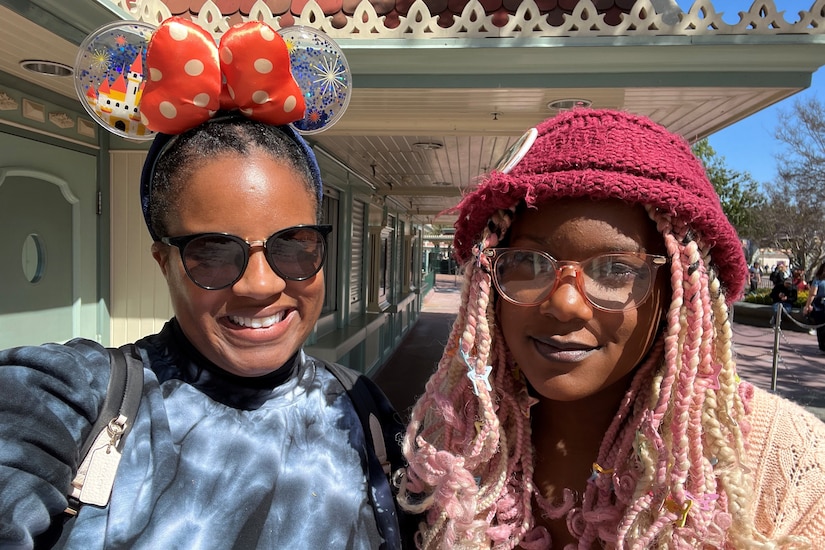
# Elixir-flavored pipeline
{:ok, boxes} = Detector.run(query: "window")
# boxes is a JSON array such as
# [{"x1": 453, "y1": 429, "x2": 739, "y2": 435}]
[
  {"x1": 409, "y1": 229, "x2": 420, "y2": 289},
  {"x1": 378, "y1": 232, "x2": 389, "y2": 303},
  {"x1": 397, "y1": 220, "x2": 406, "y2": 294},
  {"x1": 350, "y1": 199, "x2": 365, "y2": 307},
  {"x1": 378, "y1": 216, "x2": 395, "y2": 304},
  {"x1": 320, "y1": 189, "x2": 339, "y2": 314}
]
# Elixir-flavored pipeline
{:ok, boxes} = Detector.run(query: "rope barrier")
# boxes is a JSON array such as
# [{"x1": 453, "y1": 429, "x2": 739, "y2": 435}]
[
  {"x1": 729, "y1": 305, "x2": 824, "y2": 397},
  {"x1": 774, "y1": 304, "x2": 825, "y2": 332},
  {"x1": 768, "y1": 306, "x2": 825, "y2": 391}
]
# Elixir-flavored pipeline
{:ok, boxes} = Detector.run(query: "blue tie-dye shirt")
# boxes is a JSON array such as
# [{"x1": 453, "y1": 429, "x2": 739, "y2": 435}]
[{"x1": 0, "y1": 320, "x2": 403, "y2": 549}]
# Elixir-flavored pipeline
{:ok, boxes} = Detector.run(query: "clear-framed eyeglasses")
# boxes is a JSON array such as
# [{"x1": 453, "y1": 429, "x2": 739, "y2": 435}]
[{"x1": 484, "y1": 248, "x2": 668, "y2": 312}]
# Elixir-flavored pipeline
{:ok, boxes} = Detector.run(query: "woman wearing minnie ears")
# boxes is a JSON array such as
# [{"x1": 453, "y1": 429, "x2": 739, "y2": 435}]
[
  {"x1": 397, "y1": 109, "x2": 825, "y2": 549},
  {"x1": 0, "y1": 17, "x2": 412, "y2": 549}
]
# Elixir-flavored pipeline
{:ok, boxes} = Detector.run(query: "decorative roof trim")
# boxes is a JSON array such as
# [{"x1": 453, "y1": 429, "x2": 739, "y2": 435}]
[{"x1": 105, "y1": 0, "x2": 825, "y2": 40}]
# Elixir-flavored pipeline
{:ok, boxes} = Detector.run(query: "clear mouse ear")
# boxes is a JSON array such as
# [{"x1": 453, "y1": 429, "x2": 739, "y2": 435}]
[
  {"x1": 74, "y1": 20, "x2": 157, "y2": 141},
  {"x1": 493, "y1": 128, "x2": 538, "y2": 174},
  {"x1": 278, "y1": 26, "x2": 352, "y2": 135}
]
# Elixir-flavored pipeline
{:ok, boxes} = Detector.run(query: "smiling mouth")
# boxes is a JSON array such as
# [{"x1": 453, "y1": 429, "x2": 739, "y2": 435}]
[{"x1": 229, "y1": 311, "x2": 286, "y2": 328}]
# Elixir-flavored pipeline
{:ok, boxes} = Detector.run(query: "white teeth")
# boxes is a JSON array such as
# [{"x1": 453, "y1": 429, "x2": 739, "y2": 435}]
[{"x1": 230, "y1": 312, "x2": 284, "y2": 328}]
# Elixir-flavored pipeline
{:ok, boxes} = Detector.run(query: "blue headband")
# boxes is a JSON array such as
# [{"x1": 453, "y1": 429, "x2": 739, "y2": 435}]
[{"x1": 139, "y1": 117, "x2": 323, "y2": 241}]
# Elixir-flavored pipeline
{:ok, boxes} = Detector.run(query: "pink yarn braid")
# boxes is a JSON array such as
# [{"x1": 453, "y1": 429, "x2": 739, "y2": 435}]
[
  {"x1": 487, "y1": 324, "x2": 535, "y2": 546},
  {"x1": 577, "y1": 338, "x2": 663, "y2": 549},
  {"x1": 401, "y1": 215, "x2": 528, "y2": 549},
  {"x1": 669, "y1": 238, "x2": 703, "y2": 503}
]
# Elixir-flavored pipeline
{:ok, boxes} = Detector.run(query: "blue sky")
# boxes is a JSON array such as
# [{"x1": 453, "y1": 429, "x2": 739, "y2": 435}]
[
  {"x1": 673, "y1": 1, "x2": 823, "y2": 186},
  {"x1": 706, "y1": 69, "x2": 823, "y2": 187}
]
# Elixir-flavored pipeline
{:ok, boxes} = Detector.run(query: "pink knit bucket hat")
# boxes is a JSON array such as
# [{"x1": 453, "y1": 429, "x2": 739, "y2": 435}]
[{"x1": 452, "y1": 109, "x2": 747, "y2": 301}]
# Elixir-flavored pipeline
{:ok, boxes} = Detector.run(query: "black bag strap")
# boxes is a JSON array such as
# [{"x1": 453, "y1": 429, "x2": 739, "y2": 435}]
[
  {"x1": 77, "y1": 346, "x2": 126, "y2": 459},
  {"x1": 36, "y1": 345, "x2": 144, "y2": 548},
  {"x1": 110, "y1": 344, "x2": 143, "y2": 450},
  {"x1": 317, "y1": 359, "x2": 409, "y2": 549},
  {"x1": 66, "y1": 344, "x2": 143, "y2": 514},
  {"x1": 321, "y1": 360, "x2": 406, "y2": 474}
]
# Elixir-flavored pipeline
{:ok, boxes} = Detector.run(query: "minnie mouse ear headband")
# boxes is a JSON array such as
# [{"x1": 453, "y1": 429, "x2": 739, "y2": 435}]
[
  {"x1": 74, "y1": 18, "x2": 351, "y2": 240},
  {"x1": 453, "y1": 109, "x2": 747, "y2": 303}
]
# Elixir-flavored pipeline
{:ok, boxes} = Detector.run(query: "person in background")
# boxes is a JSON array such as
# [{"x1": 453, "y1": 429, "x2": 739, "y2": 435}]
[
  {"x1": 398, "y1": 109, "x2": 825, "y2": 549},
  {"x1": 770, "y1": 261, "x2": 790, "y2": 285},
  {"x1": 748, "y1": 261, "x2": 761, "y2": 293},
  {"x1": 769, "y1": 277, "x2": 798, "y2": 326},
  {"x1": 803, "y1": 263, "x2": 825, "y2": 354},
  {"x1": 0, "y1": 18, "x2": 409, "y2": 549},
  {"x1": 792, "y1": 268, "x2": 808, "y2": 292}
]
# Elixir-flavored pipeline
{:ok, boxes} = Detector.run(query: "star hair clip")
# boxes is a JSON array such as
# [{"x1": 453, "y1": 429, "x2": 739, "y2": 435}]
[
  {"x1": 460, "y1": 349, "x2": 492, "y2": 396},
  {"x1": 73, "y1": 17, "x2": 352, "y2": 140}
]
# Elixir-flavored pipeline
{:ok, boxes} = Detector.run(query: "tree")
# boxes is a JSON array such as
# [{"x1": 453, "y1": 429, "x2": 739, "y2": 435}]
[
  {"x1": 751, "y1": 96, "x2": 825, "y2": 273},
  {"x1": 691, "y1": 139, "x2": 764, "y2": 250}
]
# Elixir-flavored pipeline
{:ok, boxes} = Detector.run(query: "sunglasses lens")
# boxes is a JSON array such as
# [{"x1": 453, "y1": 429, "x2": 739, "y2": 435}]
[
  {"x1": 267, "y1": 227, "x2": 326, "y2": 280},
  {"x1": 181, "y1": 235, "x2": 246, "y2": 289}
]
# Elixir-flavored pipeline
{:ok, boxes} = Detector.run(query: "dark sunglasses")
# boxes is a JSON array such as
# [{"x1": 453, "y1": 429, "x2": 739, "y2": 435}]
[{"x1": 161, "y1": 224, "x2": 332, "y2": 290}]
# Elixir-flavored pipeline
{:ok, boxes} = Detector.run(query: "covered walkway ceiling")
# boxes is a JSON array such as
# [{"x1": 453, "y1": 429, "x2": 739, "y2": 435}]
[{"x1": 2, "y1": 0, "x2": 824, "y2": 228}]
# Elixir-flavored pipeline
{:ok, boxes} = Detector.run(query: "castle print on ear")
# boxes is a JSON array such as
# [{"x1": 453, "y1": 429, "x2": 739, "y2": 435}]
[{"x1": 74, "y1": 20, "x2": 157, "y2": 140}]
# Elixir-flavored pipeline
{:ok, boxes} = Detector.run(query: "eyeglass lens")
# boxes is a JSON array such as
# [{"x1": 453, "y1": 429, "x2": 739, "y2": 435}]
[
  {"x1": 180, "y1": 226, "x2": 327, "y2": 289},
  {"x1": 492, "y1": 249, "x2": 662, "y2": 311}
]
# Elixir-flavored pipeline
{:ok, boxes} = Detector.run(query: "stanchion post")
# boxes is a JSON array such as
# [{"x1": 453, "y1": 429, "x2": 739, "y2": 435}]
[{"x1": 770, "y1": 307, "x2": 781, "y2": 392}]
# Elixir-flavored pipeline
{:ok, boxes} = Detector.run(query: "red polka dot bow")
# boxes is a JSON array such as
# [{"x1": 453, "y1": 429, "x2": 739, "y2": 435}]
[{"x1": 139, "y1": 17, "x2": 305, "y2": 134}]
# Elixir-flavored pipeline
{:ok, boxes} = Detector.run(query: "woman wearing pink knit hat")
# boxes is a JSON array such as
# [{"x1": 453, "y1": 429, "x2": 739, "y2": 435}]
[{"x1": 398, "y1": 109, "x2": 825, "y2": 549}]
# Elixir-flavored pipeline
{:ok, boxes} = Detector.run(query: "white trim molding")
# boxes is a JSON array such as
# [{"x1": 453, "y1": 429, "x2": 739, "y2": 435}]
[{"x1": 102, "y1": 0, "x2": 825, "y2": 40}]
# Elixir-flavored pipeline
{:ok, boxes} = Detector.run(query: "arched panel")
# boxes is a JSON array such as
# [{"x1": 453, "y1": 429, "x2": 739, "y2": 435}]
[{"x1": 0, "y1": 131, "x2": 98, "y2": 348}]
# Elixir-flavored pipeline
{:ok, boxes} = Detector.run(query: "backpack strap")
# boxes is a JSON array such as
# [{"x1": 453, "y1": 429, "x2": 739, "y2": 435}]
[
  {"x1": 316, "y1": 358, "x2": 408, "y2": 550},
  {"x1": 324, "y1": 364, "x2": 380, "y2": 462},
  {"x1": 65, "y1": 344, "x2": 143, "y2": 515}
]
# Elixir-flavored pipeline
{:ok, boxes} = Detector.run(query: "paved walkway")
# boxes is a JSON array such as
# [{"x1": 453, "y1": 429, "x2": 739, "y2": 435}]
[
  {"x1": 372, "y1": 276, "x2": 461, "y2": 418},
  {"x1": 729, "y1": 319, "x2": 825, "y2": 420},
  {"x1": 374, "y1": 275, "x2": 825, "y2": 422}
]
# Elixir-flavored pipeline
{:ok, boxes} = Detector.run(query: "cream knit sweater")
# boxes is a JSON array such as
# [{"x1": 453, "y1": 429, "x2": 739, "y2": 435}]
[{"x1": 746, "y1": 385, "x2": 825, "y2": 545}]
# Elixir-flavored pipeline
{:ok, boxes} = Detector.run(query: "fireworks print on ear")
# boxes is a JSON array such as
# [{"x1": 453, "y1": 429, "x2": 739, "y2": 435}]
[{"x1": 279, "y1": 26, "x2": 352, "y2": 135}]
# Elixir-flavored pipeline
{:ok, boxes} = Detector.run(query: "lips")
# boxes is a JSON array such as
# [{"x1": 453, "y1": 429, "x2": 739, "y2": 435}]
[
  {"x1": 229, "y1": 311, "x2": 287, "y2": 328},
  {"x1": 532, "y1": 337, "x2": 598, "y2": 362}
]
